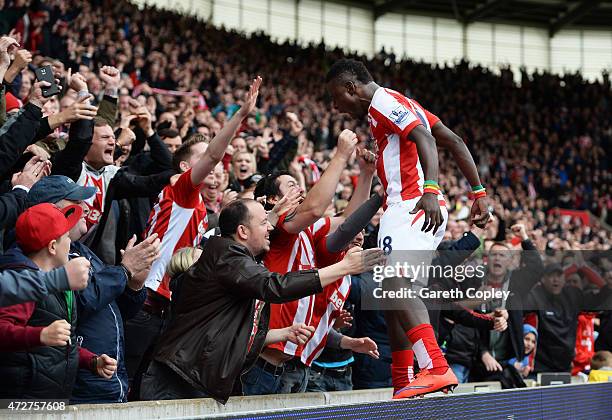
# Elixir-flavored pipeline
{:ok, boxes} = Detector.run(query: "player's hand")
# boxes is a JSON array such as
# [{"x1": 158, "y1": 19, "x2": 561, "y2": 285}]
[
  {"x1": 470, "y1": 196, "x2": 490, "y2": 228},
  {"x1": 411, "y1": 193, "x2": 443, "y2": 234},
  {"x1": 284, "y1": 323, "x2": 315, "y2": 345},
  {"x1": 237, "y1": 76, "x2": 262, "y2": 119},
  {"x1": 342, "y1": 336, "x2": 379, "y2": 359},
  {"x1": 266, "y1": 189, "x2": 302, "y2": 227},
  {"x1": 481, "y1": 352, "x2": 502, "y2": 372}
]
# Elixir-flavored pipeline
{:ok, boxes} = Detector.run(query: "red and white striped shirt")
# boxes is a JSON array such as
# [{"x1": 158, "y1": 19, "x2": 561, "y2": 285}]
[
  {"x1": 368, "y1": 87, "x2": 442, "y2": 206},
  {"x1": 300, "y1": 221, "x2": 351, "y2": 366},
  {"x1": 144, "y1": 169, "x2": 208, "y2": 299},
  {"x1": 264, "y1": 216, "x2": 329, "y2": 357}
]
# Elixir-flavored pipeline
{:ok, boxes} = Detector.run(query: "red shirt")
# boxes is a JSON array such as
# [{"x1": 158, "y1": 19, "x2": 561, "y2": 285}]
[
  {"x1": 263, "y1": 216, "x2": 326, "y2": 357},
  {"x1": 144, "y1": 169, "x2": 208, "y2": 299},
  {"x1": 300, "y1": 220, "x2": 352, "y2": 366},
  {"x1": 573, "y1": 313, "x2": 596, "y2": 375},
  {"x1": 368, "y1": 88, "x2": 441, "y2": 206}
]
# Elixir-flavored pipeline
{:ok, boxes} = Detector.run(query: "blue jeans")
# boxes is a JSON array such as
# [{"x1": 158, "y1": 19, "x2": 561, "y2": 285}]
[
  {"x1": 450, "y1": 363, "x2": 470, "y2": 383},
  {"x1": 242, "y1": 358, "x2": 309, "y2": 395},
  {"x1": 352, "y1": 353, "x2": 392, "y2": 389},
  {"x1": 306, "y1": 366, "x2": 353, "y2": 392},
  {"x1": 241, "y1": 363, "x2": 283, "y2": 395},
  {"x1": 277, "y1": 360, "x2": 309, "y2": 394}
]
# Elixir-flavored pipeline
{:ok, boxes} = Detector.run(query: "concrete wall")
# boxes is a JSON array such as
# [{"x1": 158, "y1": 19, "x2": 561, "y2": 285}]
[{"x1": 3, "y1": 382, "x2": 501, "y2": 420}]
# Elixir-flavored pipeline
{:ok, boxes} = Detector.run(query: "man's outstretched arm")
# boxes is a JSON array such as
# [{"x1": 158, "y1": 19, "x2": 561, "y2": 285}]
[
  {"x1": 283, "y1": 129, "x2": 357, "y2": 234},
  {"x1": 190, "y1": 77, "x2": 262, "y2": 185}
]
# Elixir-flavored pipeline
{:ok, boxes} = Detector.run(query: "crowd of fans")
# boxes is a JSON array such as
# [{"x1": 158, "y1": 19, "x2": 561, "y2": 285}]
[{"x1": 0, "y1": 0, "x2": 610, "y2": 404}]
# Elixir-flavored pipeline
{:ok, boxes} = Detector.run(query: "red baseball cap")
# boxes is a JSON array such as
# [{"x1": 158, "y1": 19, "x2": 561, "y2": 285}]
[
  {"x1": 5, "y1": 93, "x2": 23, "y2": 113},
  {"x1": 16, "y1": 203, "x2": 83, "y2": 254}
]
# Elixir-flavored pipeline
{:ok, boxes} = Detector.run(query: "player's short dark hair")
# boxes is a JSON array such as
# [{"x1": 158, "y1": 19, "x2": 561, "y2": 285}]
[
  {"x1": 325, "y1": 59, "x2": 373, "y2": 85},
  {"x1": 219, "y1": 199, "x2": 254, "y2": 238},
  {"x1": 254, "y1": 171, "x2": 290, "y2": 210},
  {"x1": 172, "y1": 136, "x2": 205, "y2": 172}
]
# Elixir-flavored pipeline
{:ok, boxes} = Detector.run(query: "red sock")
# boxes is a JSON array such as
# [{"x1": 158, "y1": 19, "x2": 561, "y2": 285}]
[
  {"x1": 407, "y1": 323, "x2": 448, "y2": 375},
  {"x1": 391, "y1": 350, "x2": 414, "y2": 393}
]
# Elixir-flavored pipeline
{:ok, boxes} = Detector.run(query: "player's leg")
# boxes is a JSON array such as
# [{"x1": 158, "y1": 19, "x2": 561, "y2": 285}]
[
  {"x1": 379, "y1": 201, "x2": 457, "y2": 398},
  {"x1": 378, "y1": 205, "x2": 420, "y2": 394},
  {"x1": 384, "y1": 309, "x2": 414, "y2": 394}
]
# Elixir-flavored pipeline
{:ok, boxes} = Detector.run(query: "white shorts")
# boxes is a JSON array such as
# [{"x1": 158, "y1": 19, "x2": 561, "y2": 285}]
[{"x1": 377, "y1": 197, "x2": 448, "y2": 288}]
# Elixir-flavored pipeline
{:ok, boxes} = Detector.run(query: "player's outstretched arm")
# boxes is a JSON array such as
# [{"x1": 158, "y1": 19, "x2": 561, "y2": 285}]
[
  {"x1": 408, "y1": 125, "x2": 444, "y2": 234},
  {"x1": 190, "y1": 76, "x2": 262, "y2": 185},
  {"x1": 431, "y1": 121, "x2": 489, "y2": 228},
  {"x1": 283, "y1": 129, "x2": 357, "y2": 234}
]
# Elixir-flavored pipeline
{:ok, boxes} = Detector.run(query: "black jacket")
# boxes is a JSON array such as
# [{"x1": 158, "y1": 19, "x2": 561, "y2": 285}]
[
  {"x1": 454, "y1": 239, "x2": 542, "y2": 368},
  {"x1": 526, "y1": 284, "x2": 612, "y2": 373},
  {"x1": 0, "y1": 188, "x2": 28, "y2": 253},
  {"x1": 153, "y1": 236, "x2": 323, "y2": 403},
  {"x1": 0, "y1": 103, "x2": 43, "y2": 182},
  {"x1": 0, "y1": 248, "x2": 79, "y2": 399}
]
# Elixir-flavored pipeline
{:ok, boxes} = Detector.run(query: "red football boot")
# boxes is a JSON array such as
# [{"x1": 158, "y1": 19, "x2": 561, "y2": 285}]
[{"x1": 392, "y1": 368, "x2": 458, "y2": 399}]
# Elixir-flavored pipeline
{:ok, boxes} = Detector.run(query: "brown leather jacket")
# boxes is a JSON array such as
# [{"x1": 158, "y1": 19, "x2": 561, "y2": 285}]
[{"x1": 153, "y1": 236, "x2": 322, "y2": 403}]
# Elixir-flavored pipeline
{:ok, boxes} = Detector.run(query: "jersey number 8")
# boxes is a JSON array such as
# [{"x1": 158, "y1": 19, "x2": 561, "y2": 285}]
[{"x1": 378, "y1": 236, "x2": 392, "y2": 255}]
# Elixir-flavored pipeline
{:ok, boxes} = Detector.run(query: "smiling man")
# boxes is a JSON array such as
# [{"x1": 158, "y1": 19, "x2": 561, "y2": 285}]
[{"x1": 143, "y1": 199, "x2": 384, "y2": 403}]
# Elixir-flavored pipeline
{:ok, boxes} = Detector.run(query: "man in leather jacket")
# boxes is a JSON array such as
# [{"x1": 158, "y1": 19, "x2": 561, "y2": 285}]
[{"x1": 141, "y1": 198, "x2": 383, "y2": 403}]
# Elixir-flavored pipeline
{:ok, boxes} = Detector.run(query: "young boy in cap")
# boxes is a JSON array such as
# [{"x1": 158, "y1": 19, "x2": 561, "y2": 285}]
[{"x1": 0, "y1": 203, "x2": 117, "y2": 399}]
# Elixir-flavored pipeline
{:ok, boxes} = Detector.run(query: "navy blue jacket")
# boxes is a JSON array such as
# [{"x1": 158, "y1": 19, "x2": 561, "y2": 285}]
[{"x1": 69, "y1": 241, "x2": 146, "y2": 404}]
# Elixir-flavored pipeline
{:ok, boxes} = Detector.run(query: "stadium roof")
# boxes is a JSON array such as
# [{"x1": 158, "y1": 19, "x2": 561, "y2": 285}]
[{"x1": 358, "y1": 0, "x2": 612, "y2": 36}]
